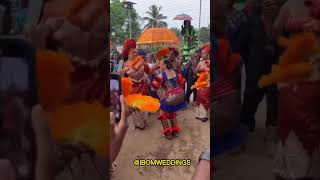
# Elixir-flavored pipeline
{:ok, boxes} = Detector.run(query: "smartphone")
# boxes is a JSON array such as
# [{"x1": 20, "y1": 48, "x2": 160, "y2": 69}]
[
  {"x1": 117, "y1": 59, "x2": 124, "y2": 72},
  {"x1": 0, "y1": 38, "x2": 37, "y2": 180},
  {"x1": 110, "y1": 73, "x2": 121, "y2": 122}
]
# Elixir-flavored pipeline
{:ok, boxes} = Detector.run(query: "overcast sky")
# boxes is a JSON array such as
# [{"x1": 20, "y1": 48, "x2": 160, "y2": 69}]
[{"x1": 126, "y1": 0, "x2": 210, "y2": 29}]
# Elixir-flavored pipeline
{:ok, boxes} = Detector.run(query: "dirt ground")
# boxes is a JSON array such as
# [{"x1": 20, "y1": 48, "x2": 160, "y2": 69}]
[
  {"x1": 213, "y1": 100, "x2": 275, "y2": 180},
  {"x1": 213, "y1": 67, "x2": 275, "y2": 180},
  {"x1": 112, "y1": 104, "x2": 210, "y2": 180}
]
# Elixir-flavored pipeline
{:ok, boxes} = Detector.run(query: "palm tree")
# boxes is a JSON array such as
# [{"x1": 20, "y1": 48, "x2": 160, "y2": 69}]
[{"x1": 143, "y1": 5, "x2": 168, "y2": 29}]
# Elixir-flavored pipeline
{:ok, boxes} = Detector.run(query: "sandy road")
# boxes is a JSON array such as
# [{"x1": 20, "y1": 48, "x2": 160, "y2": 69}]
[{"x1": 112, "y1": 105, "x2": 210, "y2": 180}]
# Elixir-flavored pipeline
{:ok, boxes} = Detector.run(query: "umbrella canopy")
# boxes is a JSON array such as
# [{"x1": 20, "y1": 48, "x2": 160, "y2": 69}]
[
  {"x1": 137, "y1": 28, "x2": 180, "y2": 46},
  {"x1": 173, "y1": 13, "x2": 193, "y2": 21}
]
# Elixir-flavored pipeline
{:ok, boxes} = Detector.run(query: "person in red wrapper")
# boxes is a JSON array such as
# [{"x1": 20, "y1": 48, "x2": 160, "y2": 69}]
[
  {"x1": 272, "y1": 2, "x2": 320, "y2": 180},
  {"x1": 120, "y1": 39, "x2": 158, "y2": 129},
  {"x1": 152, "y1": 55, "x2": 186, "y2": 139},
  {"x1": 211, "y1": 37, "x2": 244, "y2": 148},
  {"x1": 194, "y1": 44, "x2": 211, "y2": 122}
]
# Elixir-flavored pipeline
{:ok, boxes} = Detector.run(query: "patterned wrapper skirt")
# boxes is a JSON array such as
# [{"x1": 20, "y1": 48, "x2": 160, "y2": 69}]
[
  {"x1": 197, "y1": 86, "x2": 210, "y2": 110},
  {"x1": 160, "y1": 87, "x2": 187, "y2": 113},
  {"x1": 274, "y1": 82, "x2": 320, "y2": 179},
  {"x1": 130, "y1": 79, "x2": 149, "y2": 128},
  {"x1": 195, "y1": 86, "x2": 210, "y2": 119}
]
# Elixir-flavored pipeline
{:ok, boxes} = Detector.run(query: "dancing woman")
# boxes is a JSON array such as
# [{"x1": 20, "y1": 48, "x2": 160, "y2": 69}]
[
  {"x1": 120, "y1": 39, "x2": 153, "y2": 129},
  {"x1": 270, "y1": 1, "x2": 320, "y2": 179},
  {"x1": 152, "y1": 58, "x2": 186, "y2": 139},
  {"x1": 195, "y1": 45, "x2": 211, "y2": 122}
]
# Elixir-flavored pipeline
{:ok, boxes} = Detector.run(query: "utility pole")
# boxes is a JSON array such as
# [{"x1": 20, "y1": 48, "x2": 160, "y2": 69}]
[
  {"x1": 123, "y1": 1, "x2": 136, "y2": 39},
  {"x1": 198, "y1": 0, "x2": 202, "y2": 39},
  {"x1": 128, "y1": 8, "x2": 132, "y2": 38}
]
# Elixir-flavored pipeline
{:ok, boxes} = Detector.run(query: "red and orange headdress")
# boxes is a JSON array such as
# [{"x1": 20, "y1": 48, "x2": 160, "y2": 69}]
[
  {"x1": 202, "y1": 43, "x2": 210, "y2": 55},
  {"x1": 215, "y1": 39, "x2": 240, "y2": 76},
  {"x1": 122, "y1": 39, "x2": 136, "y2": 60},
  {"x1": 156, "y1": 47, "x2": 170, "y2": 59}
]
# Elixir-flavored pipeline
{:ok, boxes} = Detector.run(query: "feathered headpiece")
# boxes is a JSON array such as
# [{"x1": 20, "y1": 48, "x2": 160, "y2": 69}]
[
  {"x1": 122, "y1": 39, "x2": 136, "y2": 60},
  {"x1": 202, "y1": 43, "x2": 210, "y2": 54},
  {"x1": 215, "y1": 39, "x2": 240, "y2": 75},
  {"x1": 156, "y1": 47, "x2": 170, "y2": 59}
]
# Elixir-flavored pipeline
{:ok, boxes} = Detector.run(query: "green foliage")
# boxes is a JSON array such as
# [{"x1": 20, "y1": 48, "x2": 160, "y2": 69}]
[
  {"x1": 124, "y1": 7, "x2": 141, "y2": 40},
  {"x1": 198, "y1": 26, "x2": 210, "y2": 43},
  {"x1": 110, "y1": 0, "x2": 126, "y2": 45},
  {"x1": 143, "y1": 5, "x2": 168, "y2": 29},
  {"x1": 110, "y1": 0, "x2": 141, "y2": 46}
]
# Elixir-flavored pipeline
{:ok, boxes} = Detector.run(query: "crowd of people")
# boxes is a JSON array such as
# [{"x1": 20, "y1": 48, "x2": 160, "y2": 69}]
[
  {"x1": 213, "y1": 0, "x2": 320, "y2": 179},
  {"x1": 110, "y1": 39, "x2": 211, "y2": 138},
  {"x1": 0, "y1": 0, "x2": 212, "y2": 179},
  {"x1": 110, "y1": 39, "x2": 211, "y2": 179}
]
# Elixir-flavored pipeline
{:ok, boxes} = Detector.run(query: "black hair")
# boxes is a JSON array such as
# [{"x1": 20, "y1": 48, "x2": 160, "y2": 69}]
[{"x1": 164, "y1": 58, "x2": 173, "y2": 69}]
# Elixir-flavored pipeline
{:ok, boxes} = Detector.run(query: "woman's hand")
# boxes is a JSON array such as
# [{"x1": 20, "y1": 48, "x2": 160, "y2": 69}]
[
  {"x1": 32, "y1": 105, "x2": 51, "y2": 141},
  {"x1": 31, "y1": 105, "x2": 53, "y2": 180},
  {"x1": 110, "y1": 95, "x2": 129, "y2": 163}
]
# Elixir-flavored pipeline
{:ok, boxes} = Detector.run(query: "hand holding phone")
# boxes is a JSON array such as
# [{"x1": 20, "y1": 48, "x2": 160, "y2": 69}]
[
  {"x1": 110, "y1": 73, "x2": 122, "y2": 122},
  {"x1": 0, "y1": 38, "x2": 37, "y2": 180},
  {"x1": 110, "y1": 95, "x2": 129, "y2": 163}
]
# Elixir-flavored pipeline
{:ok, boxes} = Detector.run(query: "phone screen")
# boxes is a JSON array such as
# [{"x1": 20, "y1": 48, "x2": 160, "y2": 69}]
[
  {"x1": 110, "y1": 75, "x2": 121, "y2": 122},
  {"x1": 117, "y1": 60, "x2": 124, "y2": 72},
  {"x1": 0, "y1": 57, "x2": 35, "y2": 180}
]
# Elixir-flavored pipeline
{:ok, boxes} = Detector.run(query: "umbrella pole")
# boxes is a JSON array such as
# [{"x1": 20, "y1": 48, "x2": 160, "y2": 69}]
[{"x1": 198, "y1": 0, "x2": 202, "y2": 39}]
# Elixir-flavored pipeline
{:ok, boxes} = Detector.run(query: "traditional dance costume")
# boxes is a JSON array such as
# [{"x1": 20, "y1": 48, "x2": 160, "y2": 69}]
[
  {"x1": 153, "y1": 70, "x2": 186, "y2": 139},
  {"x1": 195, "y1": 69, "x2": 210, "y2": 121},
  {"x1": 211, "y1": 38, "x2": 245, "y2": 156},
  {"x1": 122, "y1": 39, "x2": 150, "y2": 129},
  {"x1": 274, "y1": 82, "x2": 320, "y2": 180},
  {"x1": 195, "y1": 45, "x2": 211, "y2": 121}
]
